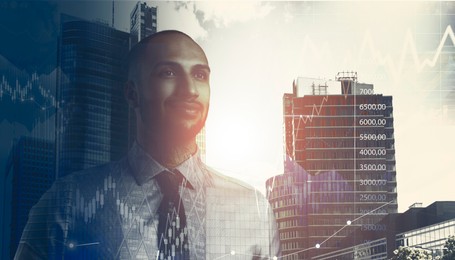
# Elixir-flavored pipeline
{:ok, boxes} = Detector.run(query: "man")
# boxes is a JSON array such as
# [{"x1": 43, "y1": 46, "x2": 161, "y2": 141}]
[{"x1": 15, "y1": 30, "x2": 280, "y2": 259}]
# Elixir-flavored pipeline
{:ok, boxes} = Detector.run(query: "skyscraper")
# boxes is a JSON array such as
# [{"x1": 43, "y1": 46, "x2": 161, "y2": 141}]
[
  {"x1": 56, "y1": 15, "x2": 130, "y2": 177},
  {"x1": 196, "y1": 126, "x2": 207, "y2": 162},
  {"x1": 4, "y1": 137, "x2": 55, "y2": 258},
  {"x1": 266, "y1": 73, "x2": 398, "y2": 259},
  {"x1": 129, "y1": 2, "x2": 158, "y2": 47},
  {"x1": 128, "y1": 2, "x2": 158, "y2": 149}
]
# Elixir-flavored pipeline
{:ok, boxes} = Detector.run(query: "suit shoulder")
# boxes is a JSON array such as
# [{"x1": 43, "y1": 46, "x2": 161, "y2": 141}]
[
  {"x1": 203, "y1": 165, "x2": 274, "y2": 218},
  {"x1": 55, "y1": 158, "x2": 128, "y2": 185},
  {"x1": 203, "y1": 164, "x2": 263, "y2": 195}
]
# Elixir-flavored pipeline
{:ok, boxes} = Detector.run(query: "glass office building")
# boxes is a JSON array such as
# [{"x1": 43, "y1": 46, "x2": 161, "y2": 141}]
[
  {"x1": 56, "y1": 16, "x2": 130, "y2": 177},
  {"x1": 297, "y1": 216, "x2": 455, "y2": 259},
  {"x1": 128, "y1": 2, "x2": 158, "y2": 148},
  {"x1": 396, "y1": 218, "x2": 455, "y2": 258},
  {"x1": 266, "y1": 74, "x2": 397, "y2": 259},
  {"x1": 5, "y1": 137, "x2": 55, "y2": 257}
]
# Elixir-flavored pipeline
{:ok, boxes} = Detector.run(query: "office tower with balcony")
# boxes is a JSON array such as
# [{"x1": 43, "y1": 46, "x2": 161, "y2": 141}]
[
  {"x1": 266, "y1": 73, "x2": 398, "y2": 259},
  {"x1": 56, "y1": 15, "x2": 130, "y2": 177}
]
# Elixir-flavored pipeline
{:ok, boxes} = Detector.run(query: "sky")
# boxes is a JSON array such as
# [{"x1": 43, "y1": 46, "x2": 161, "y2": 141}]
[
  {"x1": 130, "y1": 1, "x2": 455, "y2": 213},
  {"x1": 1, "y1": 1, "x2": 455, "y2": 213}
]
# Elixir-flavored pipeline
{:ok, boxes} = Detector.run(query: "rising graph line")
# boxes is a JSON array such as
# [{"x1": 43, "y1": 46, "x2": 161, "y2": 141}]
[
  {"x1": 356, "y1": 26, "x2": 455, "y2": 79},
  {"x1": 266, "y1": 169, "x2": 396, "y2": 259},
  {"x1": 284, "y1": 80, "x2": 354, "y2": 127},
  {"x1": 301, "y1": 25, "x2": 455, "y2": 81}
]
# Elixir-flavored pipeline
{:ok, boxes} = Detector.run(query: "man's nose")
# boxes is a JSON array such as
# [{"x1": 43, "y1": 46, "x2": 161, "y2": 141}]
[{"x1": 177, "y1": 73, "x2": 199, "y2": 97}]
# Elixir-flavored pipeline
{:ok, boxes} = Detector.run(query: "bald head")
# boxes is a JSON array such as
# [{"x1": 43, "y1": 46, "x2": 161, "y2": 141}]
[
  {"x1": 125, "y1": 29, "x2": 211, "y2": 151},
  {"x1": 127, "y1": 30, "x2": 208, "y2": 84}
]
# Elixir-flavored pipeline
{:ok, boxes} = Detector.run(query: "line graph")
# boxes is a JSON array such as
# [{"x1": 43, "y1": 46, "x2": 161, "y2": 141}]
[
  {"x1": 285, "y1": 94, "x2": 330, "y2": 124},
  {"x1": 0, "y1": 72, "x2": 57, "y2": 111},
  {"x1": 300, "y1": 25, "x2": 455, "y2": 82},
  {"x1": 355, "y1": 24, "x2": 455, "y2": 84},
  {"x1": 285, "y1": 79, "x2": 368, "y2": 126}
]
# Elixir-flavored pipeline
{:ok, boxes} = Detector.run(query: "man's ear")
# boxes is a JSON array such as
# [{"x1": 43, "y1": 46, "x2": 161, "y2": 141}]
[{"x1": 125, "y1": 81, "x2": 139, "y2": 108}]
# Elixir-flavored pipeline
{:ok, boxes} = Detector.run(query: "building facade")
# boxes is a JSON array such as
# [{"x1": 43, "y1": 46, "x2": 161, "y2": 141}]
[
  {"x1": 307, "y1": 201, "x2": 455, "y2": 259},
  {"x1": 266, "y1": 73, "x2": 398, "y2": 259},
  {"x1": 129, "y1": 2, "x2": 157, "y2": 47},
  {"x1": 396, "y1": 218, "x2": 455, "y2": 257},
  {"x1": 128, "y1": 2, "x2": 158, "y2": 150},
  {"x1": 5, "y1": 137, "x2": 55, "y2": 258},
  {"x1": 56, "y1": 15, "x2": 130, "y2": 177}
]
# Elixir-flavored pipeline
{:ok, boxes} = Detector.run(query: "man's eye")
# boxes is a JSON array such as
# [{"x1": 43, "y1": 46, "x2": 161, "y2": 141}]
[
  {"x1": 194, "y1": 72, "x2": 207, "y2": 80},
  {"x1": 159, "y1": 70, "x2": 176, "y2": 77}
]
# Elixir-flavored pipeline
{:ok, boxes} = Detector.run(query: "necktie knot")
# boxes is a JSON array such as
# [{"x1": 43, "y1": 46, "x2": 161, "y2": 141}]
[{"x1": 155, "y1": 170, "x2": 184, "y2": 200}]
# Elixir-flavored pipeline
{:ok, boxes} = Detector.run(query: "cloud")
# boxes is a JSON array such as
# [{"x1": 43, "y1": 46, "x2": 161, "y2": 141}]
[
  {"x1": 149, "y1": 1, "x2": 275, "y2": 40},
  {"x1": 153, "y1": 2, "x2": 208, "y2": 40},
  {"x1": 195, "y1": 1, "x2": 274, "y2": 28}
]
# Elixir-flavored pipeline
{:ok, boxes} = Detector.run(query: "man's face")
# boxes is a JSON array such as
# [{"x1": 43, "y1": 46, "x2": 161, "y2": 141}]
[{"x1": 134, "y1": 34, "x2": 210, "y2": 143}]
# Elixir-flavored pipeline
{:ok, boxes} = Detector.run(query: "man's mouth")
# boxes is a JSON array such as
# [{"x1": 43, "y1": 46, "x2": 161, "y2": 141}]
[{"x1": 168, "y1": 101, "x2": 202, "y2": 118}]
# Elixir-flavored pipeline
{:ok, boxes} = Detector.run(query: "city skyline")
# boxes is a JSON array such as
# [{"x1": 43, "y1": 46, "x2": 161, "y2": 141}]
[{"x1": 0, "y1": 1, "x2": 454, "y2": 214}]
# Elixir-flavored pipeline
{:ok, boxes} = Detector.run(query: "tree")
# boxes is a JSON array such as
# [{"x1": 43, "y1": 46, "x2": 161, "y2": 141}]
[
  {"x1": 442, "y1": 236, "x2": 455, "y2": 260},
  {"x1": 392, "y1": 246, "x2": 440, "y2": 260}
]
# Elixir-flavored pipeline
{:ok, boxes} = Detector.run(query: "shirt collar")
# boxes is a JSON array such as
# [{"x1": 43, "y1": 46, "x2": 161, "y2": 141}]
[{"x1": 128, "y1": 142, "x2": 204, "y2": 190}]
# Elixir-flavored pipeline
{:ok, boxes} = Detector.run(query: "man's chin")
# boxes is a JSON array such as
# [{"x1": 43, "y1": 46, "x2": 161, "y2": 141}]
[{"x1": 164, "y1": 122, "x2": 204, "y2": 142}]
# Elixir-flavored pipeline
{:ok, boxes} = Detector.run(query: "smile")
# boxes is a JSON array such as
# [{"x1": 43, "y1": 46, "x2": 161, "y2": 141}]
[{"x1": 168, "y1": 102, "x2": 202, "y2": 117}]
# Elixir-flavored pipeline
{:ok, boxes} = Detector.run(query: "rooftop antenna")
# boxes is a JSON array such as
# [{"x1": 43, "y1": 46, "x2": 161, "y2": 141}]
[
  {"x1": 335, "y1": 71, "x2": 357, "y2": 82},
  {"x1": 111, "y1": 0, "x2": 115, "y2": 28}
]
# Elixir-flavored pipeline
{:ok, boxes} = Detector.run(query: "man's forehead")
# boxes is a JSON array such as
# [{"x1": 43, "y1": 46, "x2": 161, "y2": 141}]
[{"x1": 143, "y1": 34, "x2": 209, "y2": 65}]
